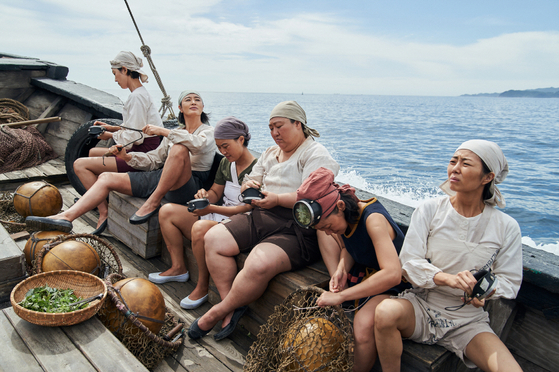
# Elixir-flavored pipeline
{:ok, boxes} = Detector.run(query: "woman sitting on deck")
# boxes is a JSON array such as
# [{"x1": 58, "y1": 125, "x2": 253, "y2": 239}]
[
  {"x1": 25, "y1": 91, "x2": 216, "y2": 235},
  {"x1": 374, "y1": 140, "x2": 523, "y2": 372},
  {"x1": 148, "y1": 116, "x2": 257, "y2": 311},
  {"x1": 187, "y1": 100, "x2": 340, "y2": 341},
  {"x1": 293, "y1": 167, "x2": 410, "y2": 372},
  {"x1": 73, "y1": 51, "x2": 163, "y2": 190}
]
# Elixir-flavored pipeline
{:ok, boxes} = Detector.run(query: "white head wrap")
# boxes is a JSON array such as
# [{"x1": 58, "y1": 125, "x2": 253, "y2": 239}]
[
  {"x1": 440, "y1": 139, "x2": 509, "y2": 208},
  {"x1": 110, "y1": 51, "x2": 148, "y2": 83}
]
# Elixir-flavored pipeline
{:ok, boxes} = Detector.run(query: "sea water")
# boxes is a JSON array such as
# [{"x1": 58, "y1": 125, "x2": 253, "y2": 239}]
[{"x1": 115, "y1": 90, "x2": 559, "y2": 254}]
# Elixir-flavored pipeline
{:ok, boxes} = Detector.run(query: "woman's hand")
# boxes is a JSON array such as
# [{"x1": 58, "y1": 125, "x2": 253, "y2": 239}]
[
  {"x1": 330, "y1": 267, "x2": 348, "y2": 293},
  {"x1": 194, "y1": 189, "x2": 209, "y2": 200},
  {"x1": 242, "y1": 180, "x2": 261, "y2": 191},
  {"x1": 252, "y1": 190, "x2": 278, "y2": 209},
  {"x1": 434, "y1": 270, "x2": 476, "y2": 293},
  {"x1": 107, "y1": 144, "x2": 131, "y2": 161},
  {"x1": 192, "y1": 205, "x2": 213, "y2": 217},
  {"x1": 94, "y1": 121, "x2": 120, "y2": 132},
  {"x1": 317, "y1": 291, "x2": 343, "y2": 307},
  {"x1": 142, "y1": 125, "x2": 169, "y2": 137}
]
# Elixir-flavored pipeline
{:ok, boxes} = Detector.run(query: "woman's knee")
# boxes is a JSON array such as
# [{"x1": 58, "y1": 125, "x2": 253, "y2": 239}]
[
  {"x1": 204, "y1": 224, "x2": 238, "y2": 256},
  {"x1": 192, "y1": 220, "x2": 216, "y2": 241},
  {"x1": 374, "y1": 299, "x2": 404, "y2": 331}
]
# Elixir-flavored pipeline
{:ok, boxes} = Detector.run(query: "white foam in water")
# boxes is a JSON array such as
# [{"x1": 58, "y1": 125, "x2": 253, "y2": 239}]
[
  {"x1": 522, "y1": 236, "x2": 559, "y2": 256},
  {"x1": 336, "y1": 169, "x2": 435, "y2": 208}
]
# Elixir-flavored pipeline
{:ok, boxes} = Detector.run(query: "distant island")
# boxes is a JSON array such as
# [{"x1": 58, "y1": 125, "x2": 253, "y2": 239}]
[{"x1": 462, "y1": 87, "x2": 559, "y2": 98}]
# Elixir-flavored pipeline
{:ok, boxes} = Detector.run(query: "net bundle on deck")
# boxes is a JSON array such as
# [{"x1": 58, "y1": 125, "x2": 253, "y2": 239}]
[
  {"x1": 244, "y1": 286, "x2": 354, "y2": 372},
  {"x1": 0, "y1": 191, "x2": 26, "y2": 234},
  {"x1": 0, "y1": 99, "x2": 58, "y2": 173}
]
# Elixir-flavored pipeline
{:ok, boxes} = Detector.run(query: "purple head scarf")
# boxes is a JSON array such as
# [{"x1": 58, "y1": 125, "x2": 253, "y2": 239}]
[{"x1": 214, "y1": 116, "x2": 251, "y2": 142}]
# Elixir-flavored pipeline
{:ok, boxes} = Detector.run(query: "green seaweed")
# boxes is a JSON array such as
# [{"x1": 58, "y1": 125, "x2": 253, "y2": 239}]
[{"x1": 18, "y1": 285, "x2": 87, "y2": 313}]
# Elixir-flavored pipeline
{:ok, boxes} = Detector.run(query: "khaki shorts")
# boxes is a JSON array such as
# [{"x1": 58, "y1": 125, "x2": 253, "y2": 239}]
[
  {"x1": 221, "y1": 206, "x2": 320, "y2": 270},
  {"x1": 399, "y1": 289, "x2": 494, "y2": 368}
]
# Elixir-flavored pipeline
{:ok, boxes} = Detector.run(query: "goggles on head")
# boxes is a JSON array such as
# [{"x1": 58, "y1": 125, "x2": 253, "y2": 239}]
[{"x1": 293, "y1": 199, "x2": 322, "y2": 228}]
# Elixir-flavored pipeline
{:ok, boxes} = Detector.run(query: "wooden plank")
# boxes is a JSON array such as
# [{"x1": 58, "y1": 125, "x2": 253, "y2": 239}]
[
  {"x1": 3, "y1": 307, "x2": 97, "y2": 372},
  {"x1": 506, "y1": 306, "x2": 559, "y2": 372},
  {"x1": 36, "y1": 96, "x2": 67, "y2": 133},
  {"x1": 0, "y1": 310, "x2": 43, "y2": 372},
  {"x1": 0, "y1": 224, "x2": 26, "y2": 283},
  {"x1": 24, "y1": 89, "x2": 61, "y2": 120},
  {"x1": 62, "y1": 316, "x2": 149, "y2": 372},
  {"x1": 0, "y1": 70, "x2": 35, "y2": 89}
]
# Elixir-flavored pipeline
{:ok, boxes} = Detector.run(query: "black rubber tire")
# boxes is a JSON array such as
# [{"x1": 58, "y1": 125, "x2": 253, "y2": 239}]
[{"x1": 65, "y1": 118, "x2": 123, "y2": 196}]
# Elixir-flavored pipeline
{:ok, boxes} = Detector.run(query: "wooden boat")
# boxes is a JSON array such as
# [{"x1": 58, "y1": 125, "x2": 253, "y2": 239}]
[{"x1": 1, "y1": 53, "x2": 558, "y2": 372}]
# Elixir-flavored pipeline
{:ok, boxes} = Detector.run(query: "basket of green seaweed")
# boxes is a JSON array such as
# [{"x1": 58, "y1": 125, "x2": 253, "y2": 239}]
[{"x1": 10, "y1": 270, "x2": 107, "y2": 326}]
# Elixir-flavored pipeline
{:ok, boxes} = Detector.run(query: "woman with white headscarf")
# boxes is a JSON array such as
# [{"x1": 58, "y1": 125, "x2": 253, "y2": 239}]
[
  {"x1": 73, "y1": 51, "x2": 163, "y2": 197},
  {"x1": 374, "y1": 140, "x2": 523, "y2": 372}
]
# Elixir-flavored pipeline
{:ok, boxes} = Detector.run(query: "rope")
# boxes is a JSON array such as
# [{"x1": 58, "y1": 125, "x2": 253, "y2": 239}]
[{"x1": 124, "y1": 0, "x2": 176, "y2": 120}]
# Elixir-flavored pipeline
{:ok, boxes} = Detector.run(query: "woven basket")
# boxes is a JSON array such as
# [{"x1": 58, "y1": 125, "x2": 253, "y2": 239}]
[{"x1": 10, "y1": 270, "x2": 107, "y2": 327}]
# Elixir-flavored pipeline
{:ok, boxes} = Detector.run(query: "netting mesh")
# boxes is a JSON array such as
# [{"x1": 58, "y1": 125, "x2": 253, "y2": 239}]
[
  {"x1": 245, "y1": 286, "x2": 354, "y2": 372},
  {"x1": 0, "y1": 191, "x2": 26, "y2": 234},
  {"x1": 97, "y1": 273, "x2": 183, "y2": 369},
  {"x1": 0, "y1": 99, "x2": 58, "y2": 173}
]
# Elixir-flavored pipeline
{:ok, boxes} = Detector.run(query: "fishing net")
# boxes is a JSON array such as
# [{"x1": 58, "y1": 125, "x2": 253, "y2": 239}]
[
  {"x1": 244, "y1": 286, "x2": 354, "y2": 372},
  {"x1": 97, "y1": 273, "x2": 183, "y2": 370},
  {"x1": 0, "y1": 191, "x2": 26, "y2": 234},
  {"x1": 32, "y1": 233, "x2": 123, "y2": 278},
  {"x1": 0, "y1": 99, "x2": 58, "y2": 173}
]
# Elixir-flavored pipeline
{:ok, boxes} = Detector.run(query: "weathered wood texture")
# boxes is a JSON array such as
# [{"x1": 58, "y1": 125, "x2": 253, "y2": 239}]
[
  {"x1": 1, "y1": 307, "x2": 148, "y2": 372},
  {"x1": 0, "y1": 158, "x2": 67, "y2": 191},
  {"x1": 0, "y1": 224, "x2": 26, "y2": 301},
  {"x1": 506, "y1": 305, "x2": 559, "y2": 372},
  {"x1": 107, "y1": 192, "x2": 163, "y2": 258},
  {"x1": 42, "y1": 102, "x2": 93, "y2": 159}
]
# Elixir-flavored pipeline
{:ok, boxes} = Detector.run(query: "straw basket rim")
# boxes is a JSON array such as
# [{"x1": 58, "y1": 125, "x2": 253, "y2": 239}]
[{"x1": 10, "y1": 270, "x2": 107, "y2": 327}]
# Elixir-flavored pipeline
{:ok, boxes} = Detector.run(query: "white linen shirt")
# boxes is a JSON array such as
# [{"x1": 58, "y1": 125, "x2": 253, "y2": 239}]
[
  {"x1": 244, "y1": 136, "x2": 340, "y2": 195},
  {"x1": 113, "y1": 86, "x2": 163, "y2": 148},
  {"x1": 125, "y1": 124, "x2": 216, "y2": 172},
  {"x1": 400, "y1": 196, "x2": 522, "y2": 300}
]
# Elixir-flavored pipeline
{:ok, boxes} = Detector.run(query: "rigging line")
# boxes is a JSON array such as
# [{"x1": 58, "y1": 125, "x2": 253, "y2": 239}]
[{"x1": 123, "y1": 0, "x2": 176, "y2": 120}]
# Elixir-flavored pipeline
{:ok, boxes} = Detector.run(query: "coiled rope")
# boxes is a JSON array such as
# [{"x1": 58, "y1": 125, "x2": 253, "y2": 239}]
[{"x1": 124, "y1": 0, "x2": 176, "y2": 120}]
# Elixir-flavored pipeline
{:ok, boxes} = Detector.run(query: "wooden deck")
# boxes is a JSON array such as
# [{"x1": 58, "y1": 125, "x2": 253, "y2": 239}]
[
  {"x1": 0, "y1": 160, "x2": 556, "y2": 372},
  {"x1": 2, "y1": 178, "x2": 251, "y2": 372},
  {"x1": 0, "y1": 307, "x2": 148, "y2": 372}
]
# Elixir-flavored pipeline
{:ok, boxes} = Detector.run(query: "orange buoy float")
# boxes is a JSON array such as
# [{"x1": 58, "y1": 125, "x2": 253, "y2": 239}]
[
  {"x1": 101, "y1": 277, "x2": 166, "y2": 335},
  {"x1": 281, "y1": 317, "x2": 345, "y2": 371},
  {"x1": 41, "y1": 239, "x2": 100, "y2": 275},
  {"x1": 13, "y1": 181, "x2": 63, "y2": 218},
  {"x1": 23, "y1": 230, "x2": 70, "y2": 266}
]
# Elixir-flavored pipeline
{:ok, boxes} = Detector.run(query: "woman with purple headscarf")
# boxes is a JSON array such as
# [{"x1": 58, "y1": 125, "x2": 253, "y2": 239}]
[{"x1": 148, "y1": 117, "x2": 257, "y2": 310}]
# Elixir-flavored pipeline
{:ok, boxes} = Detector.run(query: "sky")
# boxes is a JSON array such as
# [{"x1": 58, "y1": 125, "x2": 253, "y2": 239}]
[{"x1": 2, "y1": 0, "x2": 559, "y2": 97}]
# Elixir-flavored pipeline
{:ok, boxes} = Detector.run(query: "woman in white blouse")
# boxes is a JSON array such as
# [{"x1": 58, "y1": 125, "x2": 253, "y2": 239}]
[
  {"x1": 26, "y1": 91, "x2": 215, "y2": 235},
  {"x1": 73, "y1": 51, "x2": 163, "y2": 193},
  {"x1": 373, "y1": 140, "x2": 523, "y2": 372}
]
